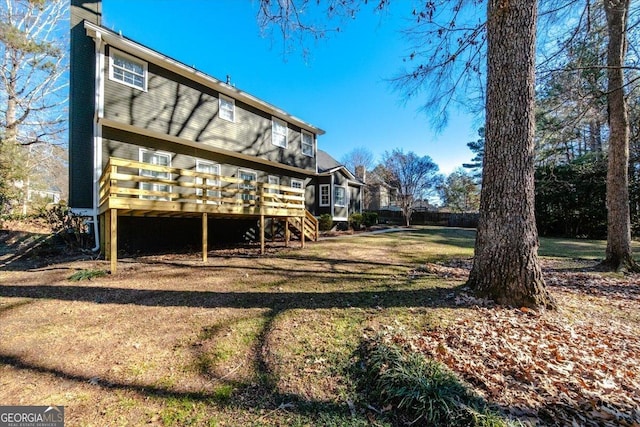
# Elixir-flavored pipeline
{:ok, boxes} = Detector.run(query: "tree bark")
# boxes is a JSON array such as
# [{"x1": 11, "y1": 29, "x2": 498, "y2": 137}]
[
  {"x1": 467, "y1": 0, "x2": 555, "y2": 309},
  {"x1": 602, "y1": 0, "x2": 638, "y2": 272}
]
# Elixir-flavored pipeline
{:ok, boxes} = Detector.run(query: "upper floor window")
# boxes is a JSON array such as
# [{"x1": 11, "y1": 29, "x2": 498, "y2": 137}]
[
  {"x1": 219, "y1": 95, "x2": 235, "y2": 122},
  {"x1": 272, "y1": 118, "x2": 288, "y2": 148},
  {"x1": 109, "y1": 50, "x2": 147, "y2": 91},
  {"x1": 301, "y1": 131, "x2": 314, "y2": 157}
]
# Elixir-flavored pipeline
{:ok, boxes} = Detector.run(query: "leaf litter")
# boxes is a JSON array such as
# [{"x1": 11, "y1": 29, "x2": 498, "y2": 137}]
[{"x1": 388, "y1": 260, "x2": 640, "y2": 426}]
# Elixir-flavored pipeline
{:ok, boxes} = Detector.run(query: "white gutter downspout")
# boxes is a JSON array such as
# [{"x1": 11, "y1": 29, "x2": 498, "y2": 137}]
[{"x1": 91, "y1": 31, "x2": 105, "y2": 252}]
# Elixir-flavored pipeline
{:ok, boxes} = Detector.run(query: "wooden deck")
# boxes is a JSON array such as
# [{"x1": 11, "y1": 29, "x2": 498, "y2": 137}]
[{"x1": 99, "y1": 157, "x2": 318, "y2": 272}]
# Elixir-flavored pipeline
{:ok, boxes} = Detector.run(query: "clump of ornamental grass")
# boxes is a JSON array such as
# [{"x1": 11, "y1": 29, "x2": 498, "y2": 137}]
[
  {"x1": 358, "y1": 335, "x2": 506, "y2": 426},
  {"x1": 68, "y1": 268, "x2": 108, "y2": 281}
]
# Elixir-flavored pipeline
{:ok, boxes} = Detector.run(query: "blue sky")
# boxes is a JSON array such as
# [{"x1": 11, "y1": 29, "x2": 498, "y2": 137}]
[{"x1": 102, "y1": 0, "x2": 480, "y2": 175}]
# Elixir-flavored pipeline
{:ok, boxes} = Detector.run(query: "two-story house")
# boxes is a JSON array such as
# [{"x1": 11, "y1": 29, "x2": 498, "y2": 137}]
[{"x1": 69, "y1": 1, "x2": 362, "y2": 272}]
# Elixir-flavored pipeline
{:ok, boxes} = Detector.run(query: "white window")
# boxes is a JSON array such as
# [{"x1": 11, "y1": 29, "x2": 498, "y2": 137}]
[
  {"x1": 110, "y1": 50, "x2": 147, "y2": 91},
  {"x1": 139, "y1": 149, "x2": 171, "y2": 200},
  {"x1": 301, "y1": 131, "x2": 314, "y2": 157},
  {"x1": 196, "y1": 160, "x2": 220, "y2": 204},
  {"x1": 334, "y1": 186, "x2": 346, "y2": 207},
  {"x1": 291, "y1": 179, "x2": 304, "y2": 190},
  {"x1": 319, "y1": 184, "x2": 330, "y2": 207},
  {"x1": 238, "y1": 169, "x2": 257, "y2": 201},
  {"x1": 268, "y1": 175, "x2": 280, "y2": 194},
  {"x1": 219, "y1": 95, "x2": 235, "y2": 122},
  {"x1": 272, "y1": 118, "x2": 288, "y2": 148}
]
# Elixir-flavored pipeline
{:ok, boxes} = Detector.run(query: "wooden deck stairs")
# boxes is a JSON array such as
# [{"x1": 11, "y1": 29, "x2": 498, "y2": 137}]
[{"x1": 266, "y1": 210, "x2": 319, "y2": 243}]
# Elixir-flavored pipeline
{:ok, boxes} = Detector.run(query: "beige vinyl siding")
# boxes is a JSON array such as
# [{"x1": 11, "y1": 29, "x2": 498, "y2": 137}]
[{"x1": 103, "y1": 48, "x2": 315, "y2": 172}]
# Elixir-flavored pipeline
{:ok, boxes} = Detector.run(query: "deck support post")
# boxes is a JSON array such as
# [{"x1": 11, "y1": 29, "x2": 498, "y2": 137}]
[
  {"x1": 300, "y1": 215, "x2": 305, "y2": 248},
  {"x1": 259, "y1": 214, "x2": 265, "y2": 254},
  {"x1": 106, "y1": 209, "x2": 118, "y2": 274},
  {"x1": 284, "y1": 217, "x2": 290, "y2": 247},
  {"x1": 202, "y1": 212, "x2": 208, "y2": 262}
]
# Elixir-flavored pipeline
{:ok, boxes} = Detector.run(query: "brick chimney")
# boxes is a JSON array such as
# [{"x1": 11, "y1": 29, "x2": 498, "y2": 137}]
[{"x1": 355, "y1": 165, "x2": 366, "y2": 183}]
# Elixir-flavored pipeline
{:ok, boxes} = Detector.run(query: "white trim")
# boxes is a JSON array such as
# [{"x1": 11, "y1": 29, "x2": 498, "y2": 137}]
[
  {"x1": 291, "y1": 178, "x2": 304, "y2": 189},
  {"x1": 334, "y1": 185, "x2": 347, "y2": 207},
  {"x1": 85, "y1": 22, "x2": 325, "y2": 136},
  {"x1": 319, "y1": 184, "x2": 330, "y2": 207},
  {"x1": 271, "y1": 117, "x2": 288, "y2": 148},
  {"x1": 301, "y1": 130, "x2": 314, "y2": 157},
  {"x1": 195, "y1": 159, "x2": 220, "y2": 204},
  {"x1": 139, "y1": 149, "x2": 172, "y2": 200},
  {"x1": 108, "y1": 48, "x2": 148, "y2": 91},
  {"x1": 267, "y1": 175, "x2": 280, "y2": 194},
  {"x1": 218, "y1": 94, "x2": 235, "y2": 122},
  {"x1": 92, "y1": 33, "x2": 106, "y2": 252},
  {"x1": 238, "y1": 168, "x2": 257, "y2": 201}
]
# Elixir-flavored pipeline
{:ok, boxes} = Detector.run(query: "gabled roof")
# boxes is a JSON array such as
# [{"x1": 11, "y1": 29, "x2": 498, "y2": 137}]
[
  {"x1": 317, "y1": 149, "x2": 343, "y2": 174},
  {"x1": 317, "y1": 150, "x2": 364, "y2": 185},
  {"x1": 84, "y1": 21, "x2": 325, "y2": 136}
]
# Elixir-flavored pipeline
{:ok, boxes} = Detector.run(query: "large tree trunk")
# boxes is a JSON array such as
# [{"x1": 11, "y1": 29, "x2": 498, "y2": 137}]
[
  {"x1": 467, "y1": 0, "x2": 555, "y2": 309},
  {"x1": 602, "y1": 0, "x2": 638, "y2": 272}
]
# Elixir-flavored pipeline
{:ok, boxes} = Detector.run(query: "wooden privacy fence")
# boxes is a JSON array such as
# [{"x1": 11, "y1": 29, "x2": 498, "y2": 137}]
[{"x1": 98, "y1": 157, "x2": 318, "y2": 272}]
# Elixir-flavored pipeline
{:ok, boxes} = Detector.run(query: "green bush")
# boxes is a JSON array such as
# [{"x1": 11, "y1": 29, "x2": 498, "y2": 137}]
[
  {"x1": 358, "y1": 336, "x2": 505, "y2": 427},
  {"x1": 349, "y1": 213, "x2": 364, "y2": 230},
  {"x1": 535, "y1": 154, "x2": 608, "y2": 238},
  {"x1": 318, "y1": 213, "x2": 333, "y2": 231},
  {"x1": 362, "y1": 211, "x2": 378, "y2": 227}
]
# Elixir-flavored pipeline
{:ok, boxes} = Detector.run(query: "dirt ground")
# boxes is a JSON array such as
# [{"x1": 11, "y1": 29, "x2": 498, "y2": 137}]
[{"x1": 1, "y1": 223, "x2": 639, "y2": 426}]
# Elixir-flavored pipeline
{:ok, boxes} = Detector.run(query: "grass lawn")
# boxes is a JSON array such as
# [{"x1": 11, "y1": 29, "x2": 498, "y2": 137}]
[{"x1": 0, "y1": 226, "x2": 638, "y2": 426}]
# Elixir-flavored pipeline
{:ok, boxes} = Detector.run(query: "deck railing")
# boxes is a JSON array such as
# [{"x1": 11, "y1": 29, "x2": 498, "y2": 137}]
[{"x1": 98, "y1": 157, "x2": 308, "y2": 217}]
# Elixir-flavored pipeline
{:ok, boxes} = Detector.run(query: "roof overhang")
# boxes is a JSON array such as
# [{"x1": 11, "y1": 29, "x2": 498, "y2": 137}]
[
  {"x1": 317, "y1": 166, "x2": 364, "y2": 186},
  {"x1": 84, "y1": 21, "x2": 325, "y2": 136}
]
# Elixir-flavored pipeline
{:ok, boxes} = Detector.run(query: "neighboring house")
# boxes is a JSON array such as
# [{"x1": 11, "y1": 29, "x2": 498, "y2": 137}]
[
  {"x1": 313, "y1": 150, "x2": 364, "y2": 221},
  {"x1": 68, "y1": 1, "x2": 350, "y2": 271},
  {"x1": 9, "y1": 181, "x2": 61, "y2": 216},
  {"x1": 363, "y1": 173, "x2": 399, "y2": 211}
]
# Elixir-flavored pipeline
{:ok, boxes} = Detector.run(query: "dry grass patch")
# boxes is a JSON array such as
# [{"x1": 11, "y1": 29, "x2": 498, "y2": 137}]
[{"x1": 1, "y1": 227, "x2": 638, "y2": 425}]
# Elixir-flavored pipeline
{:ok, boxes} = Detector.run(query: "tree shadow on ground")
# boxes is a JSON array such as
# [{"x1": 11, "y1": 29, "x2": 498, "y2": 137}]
[
  {"x1": 0, "y1": 277, "x2": 467, "y2": 424},
  {"x1": 0, "y1": 351, "x2": 351, "y2": 421},
  {"x1": 0, "y1": 283, "x2": 463, "y2": 311},
  {"x1": 5, "y1": 229, "x2": 632, "y2": 424}
]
